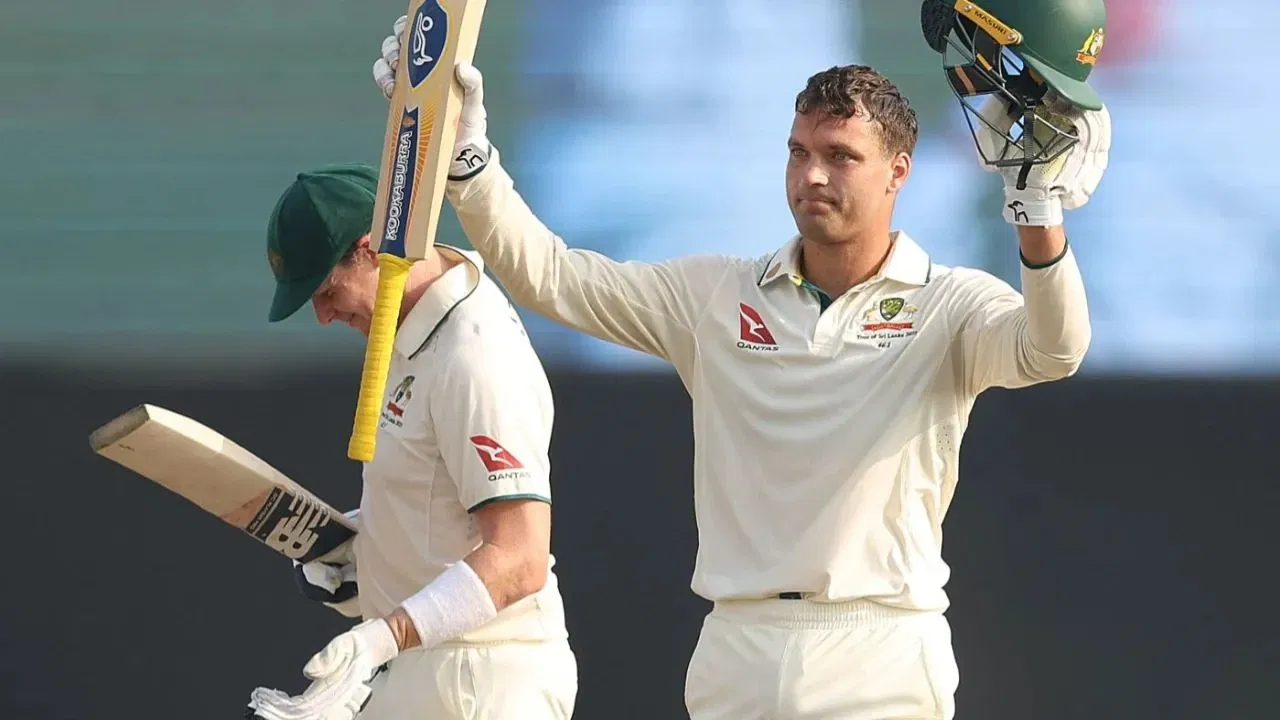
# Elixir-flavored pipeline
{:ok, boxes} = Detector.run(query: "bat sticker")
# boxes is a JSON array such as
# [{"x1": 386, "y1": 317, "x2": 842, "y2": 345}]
[
  {"x1": 246, "y1": 488, "x2": 355, "y2": 563},
  {"x1": 408, "y1": 0, "x2": 449, "y2": 88},
  {"x1": 381, "y1": 108, "x2": 421, "y2": 258}
]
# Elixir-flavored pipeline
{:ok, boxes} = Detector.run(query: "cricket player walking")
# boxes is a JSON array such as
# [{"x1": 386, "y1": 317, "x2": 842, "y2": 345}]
[
  {"x1": 374, "y1": 0, "x2": 1110, "y2": 716},
  {"x1": 244, "y1": 165, "x2": 577, "y2": 719}
]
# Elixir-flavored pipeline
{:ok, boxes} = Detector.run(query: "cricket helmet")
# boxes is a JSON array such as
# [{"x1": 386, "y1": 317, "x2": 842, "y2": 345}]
[{"x1": 920, "y1": 0, "x2": 1107, "y2": 186}]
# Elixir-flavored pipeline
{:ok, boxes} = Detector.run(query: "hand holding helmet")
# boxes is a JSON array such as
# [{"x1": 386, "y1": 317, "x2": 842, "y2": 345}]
[{"x1": 921, "y1": 0, "x2": 1112, "y2": 225}]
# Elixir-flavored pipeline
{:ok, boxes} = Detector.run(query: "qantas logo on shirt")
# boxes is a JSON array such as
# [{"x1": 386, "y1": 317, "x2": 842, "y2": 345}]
[
  {"x1": 737, "y1": 303, "x2": 779, "y2": 352},
  {"x1": 469, "y1": 435, "x2": 529, "y2": 482}
]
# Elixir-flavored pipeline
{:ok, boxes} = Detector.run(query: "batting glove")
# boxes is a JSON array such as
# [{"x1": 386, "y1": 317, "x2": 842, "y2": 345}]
[
  {"x1": 371, "y1": 15, "x2": 406, "y2": 101},
  {"x1": 292, "y1": 509, "x2": 361, "y2": 618},
  {"x1": 370, "y1": 16, "x2": 492, "y2": 181},
  {"x1": 449, "y1": 63, "x2": 492, "y2": 181},
  {"x1": 246, "y1": 618, "x2": 398, "y2": 720},
  {"x1": 974, "y1": 93, "x2": 1111, "y2": 227}
]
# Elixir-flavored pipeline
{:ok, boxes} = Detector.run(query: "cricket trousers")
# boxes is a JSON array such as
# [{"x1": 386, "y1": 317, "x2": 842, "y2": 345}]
[
  {"x1": 684, "y1": 597, "x2": 959, "y2": 720},
  {"x1": 356, "y1": 638, "x2": 578, "y2": 719}
]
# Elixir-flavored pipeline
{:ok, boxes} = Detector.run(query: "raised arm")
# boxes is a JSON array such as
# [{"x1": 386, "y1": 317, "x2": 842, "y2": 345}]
[
  {"x1": 951, "y1": 93, "x2": 1110, "y2": 396},
  {"x1": 952, "y1": 226, "x2": 1091, "y2": 396},
  {"x1": 372, "y1": 28, "x2": 727, "y2": 369}
]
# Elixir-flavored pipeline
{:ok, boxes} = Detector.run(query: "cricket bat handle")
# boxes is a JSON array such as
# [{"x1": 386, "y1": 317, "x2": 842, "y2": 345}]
[{"x1": 347, "y1": 254, "x2": 413, "y2": 462}]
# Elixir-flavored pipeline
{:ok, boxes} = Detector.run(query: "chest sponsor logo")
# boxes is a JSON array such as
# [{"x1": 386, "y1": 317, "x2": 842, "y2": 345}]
[
  {"x1": 470, "y1": 435, "x2": 530, "y2": 482},
  {"x1": 737, "y1": 303, "x2": 779, "y2": 352},
  {"x1": 858, "y1": 297, "x2": 920, "y2": 347},
  {"x1": 382, "y1": 375, "x2": 416, "y2": 428}
]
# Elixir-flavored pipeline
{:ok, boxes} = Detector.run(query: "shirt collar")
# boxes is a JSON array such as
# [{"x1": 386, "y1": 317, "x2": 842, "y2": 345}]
[
  {"x1": 757, "y1": 230, "x2": 932, "y2": 289},
  {"x1": 395, "y1": 245, "x2": 484, "y2": 359}
]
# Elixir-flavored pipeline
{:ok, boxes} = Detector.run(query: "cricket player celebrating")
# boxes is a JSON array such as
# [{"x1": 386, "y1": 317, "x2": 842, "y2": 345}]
[
  {"x1": 244, "y1": 164, "x2": 577, "y2": 719},
  {"x1": 374, "y1": 0, "x2": 1110, "y2": 716}
]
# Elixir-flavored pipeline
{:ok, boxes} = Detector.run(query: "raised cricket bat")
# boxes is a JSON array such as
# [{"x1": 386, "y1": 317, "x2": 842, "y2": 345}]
[
  {"x1": 89, "y1": 404, "x2": 357, "y2": 564},
  {"x1": 348, "y1": 0, "x2": 489, "y2": 462}
]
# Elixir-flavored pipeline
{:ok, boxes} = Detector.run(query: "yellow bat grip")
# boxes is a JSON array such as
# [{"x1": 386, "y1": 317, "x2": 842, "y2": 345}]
[{"x1": 347, "y1": 254, "x2": 414, "y2": 462}]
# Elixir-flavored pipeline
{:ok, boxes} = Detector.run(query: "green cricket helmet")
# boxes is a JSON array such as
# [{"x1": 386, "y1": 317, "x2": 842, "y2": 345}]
[{"x1": 921, "y1": 0, "x2": 1107, "y2": 186}]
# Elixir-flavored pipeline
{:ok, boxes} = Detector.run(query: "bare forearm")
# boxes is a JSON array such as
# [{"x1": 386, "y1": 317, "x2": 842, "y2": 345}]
[
  {"x1": 465, "y1": 540, "x2": 549, "y2": 608},
  {"x1": 385, "y1": 606, "x2": 421, "y2": 650},
  {"x1": 384, "y1": 544, "x2": 547, "y2": 651},
  {"x1": 1016, "y1": 224, "x2": 1068, "y2": 267}
]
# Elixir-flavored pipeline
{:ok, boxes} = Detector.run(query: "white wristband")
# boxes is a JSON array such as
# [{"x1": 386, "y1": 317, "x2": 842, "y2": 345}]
[
  {"x1": 1003, "y1": 187, "x2": 1063, "y2": 227},
  {"x1": 399, "y1": 561, "x2": 498, "y2": 649}
]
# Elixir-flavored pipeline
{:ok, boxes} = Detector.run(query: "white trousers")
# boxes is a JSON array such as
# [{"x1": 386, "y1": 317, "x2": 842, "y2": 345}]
[
  {"x1": 684, "y1": 598, "x2": 959, "y2": 720},
  {"x1": 356, "y1": 639, "x2": 578, "y2": 720}
]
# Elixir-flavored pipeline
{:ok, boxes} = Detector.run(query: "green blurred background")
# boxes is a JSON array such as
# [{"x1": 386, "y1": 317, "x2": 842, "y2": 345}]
[
  {"x1": 2, "y1": 0, "x2": 1268, "y2": 375},
  {"x1": 0, "y1": 0, "x2": 524, "y2": 365}
]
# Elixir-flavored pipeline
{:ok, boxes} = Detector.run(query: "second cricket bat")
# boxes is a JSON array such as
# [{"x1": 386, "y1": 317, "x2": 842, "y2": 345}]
[
  {"x1": 90, "y1": 404, "x2": 357, "y2": 564},
  {"x1": 348, "y1": 0, "x2": 489, "y2": 463}
]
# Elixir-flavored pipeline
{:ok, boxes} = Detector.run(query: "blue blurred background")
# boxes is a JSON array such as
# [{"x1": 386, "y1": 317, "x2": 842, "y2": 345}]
[{"x1": 3, "y1": 0, "x2": 1273, "y2": 376}]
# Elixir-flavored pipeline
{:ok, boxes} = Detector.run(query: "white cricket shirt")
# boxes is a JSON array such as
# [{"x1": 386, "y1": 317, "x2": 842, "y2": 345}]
[
  {"x1": 447, "y1": 152, "x2": 1091, "y2": 612},
  {"x1": 354, "y1": 245, "x2": 567, "y2": 643}
]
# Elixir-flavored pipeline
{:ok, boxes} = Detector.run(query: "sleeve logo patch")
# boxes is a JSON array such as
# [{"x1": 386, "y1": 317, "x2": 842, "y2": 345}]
[{"x1": 469, "y1": 435, "x2": 530, "y2": 482}]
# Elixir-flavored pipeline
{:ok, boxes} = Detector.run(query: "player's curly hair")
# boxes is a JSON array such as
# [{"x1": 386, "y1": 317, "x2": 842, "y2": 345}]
[{"x1": 795, "y1": 65, "x2": 919, "y2": 158}]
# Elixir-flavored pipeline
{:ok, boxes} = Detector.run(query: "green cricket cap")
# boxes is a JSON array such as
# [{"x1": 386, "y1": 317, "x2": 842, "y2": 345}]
[{"x1": 265, "y1": 163, "x2": 380, "y2": 322}]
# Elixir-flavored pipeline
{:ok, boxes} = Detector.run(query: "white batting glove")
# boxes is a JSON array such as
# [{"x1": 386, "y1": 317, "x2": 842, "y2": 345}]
[
  {"x1": 370, "y1": 15, "x2": 492, "y2": 181},
  {"x1": 292, "y1": 509, "x2": 361, "y2": 618},
  {"x1": 246, "y1": 618, "x2": 398, "y2": 720},
  {"x1": 449, "y1": 63, "x2": 491, "y2": 181},
  {"x1": 974, "y1": 93, "x2": 1111, "y2": 227},
  {"x1": 371, "y1": 15, "x2": 406, "y2": 101}
]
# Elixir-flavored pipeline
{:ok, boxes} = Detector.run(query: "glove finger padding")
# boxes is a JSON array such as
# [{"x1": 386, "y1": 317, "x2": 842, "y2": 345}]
[
  {"x1": 373, "y1": 57, "x2": 396, "y2": 99},
  {"x1": 304, "y1": 635, "x2": 356, "y2": 680},
  {"x1": 449, "y1": 63, "x2": 492, "y2": 181},
  {"x1": 456, "y1": 63, "x2": 486, "y2": 127},
  {"x1": 246, "y1": 621, "x2": 394, "y2": 720},
  {"x1": 373, "y1": 17, "x2": 406, "y2": 99},
  {"x1": 1058, "y1": 105, "x2": 1111, "y2": 210},
  {"x1": 380, "y1": 33, "x2": 400, "y2": 71}
]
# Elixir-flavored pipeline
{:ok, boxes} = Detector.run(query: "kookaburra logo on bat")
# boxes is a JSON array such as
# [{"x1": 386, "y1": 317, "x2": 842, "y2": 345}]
[
  {"x1": 407, "y1": 0, "x2": 449, "y2": 88},
  {"x1": 412, "y1": 15, "x2": 436, "y2": 66}
]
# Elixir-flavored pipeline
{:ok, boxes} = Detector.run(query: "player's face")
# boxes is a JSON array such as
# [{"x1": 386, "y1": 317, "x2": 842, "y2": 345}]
[
  {"x1": 785, "y1": 111, "x2": 910, "y2": 245},
  {"x1": 311, "y1": 245, "x2": 379, "y2": 336}
]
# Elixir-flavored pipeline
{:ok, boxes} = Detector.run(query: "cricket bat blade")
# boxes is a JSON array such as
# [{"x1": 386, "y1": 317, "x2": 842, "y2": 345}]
[{"x1": 90, "y1": 404, "x2": 356, "y2": 564}]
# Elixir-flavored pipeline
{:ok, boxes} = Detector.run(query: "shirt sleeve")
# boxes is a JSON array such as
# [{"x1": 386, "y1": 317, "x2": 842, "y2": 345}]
[
  {"x1": 428, "y1": 334, "x2": 554, "y2": 513},
  {"x1": 950, "y1": 246, "x2": 1092, "y2": 397},
  {"x1": 446, "y1": 149, "x2": 731, "y2": 375}
]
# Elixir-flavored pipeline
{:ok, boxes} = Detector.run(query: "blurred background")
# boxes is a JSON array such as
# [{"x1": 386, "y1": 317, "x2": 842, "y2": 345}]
[{"x1": 1, "y1": 0, "x2": 1276, "y2": 719}]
